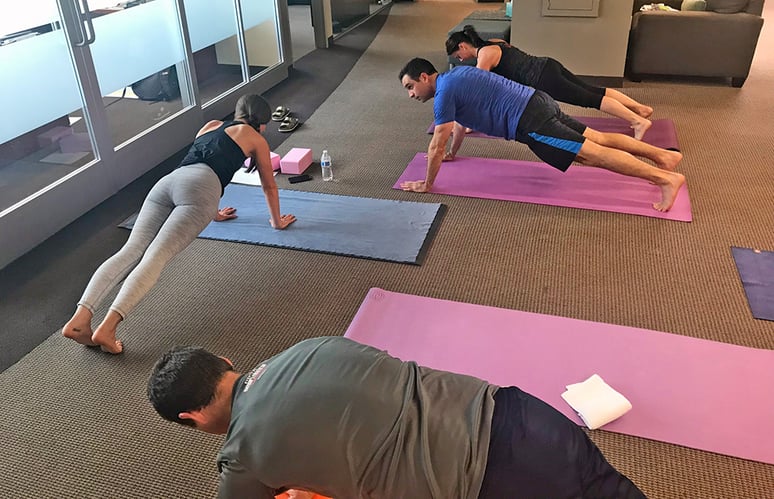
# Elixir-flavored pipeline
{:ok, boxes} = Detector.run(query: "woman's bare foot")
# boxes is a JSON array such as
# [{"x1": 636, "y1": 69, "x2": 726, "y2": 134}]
[
  {"x1": 631, "y1": 118, "x2": 652, "y2": 141},
  {"x1": 101, "y1": 341, "x2": 124, "y2": 355},
  {"x1": 655, "y1": 149, "x2": 683, "y2": 171},
  {"x1": 62, "y1": 306, "x2": 97, "y2": 346},
  {"x1": 91, "y1": 310, "x2": 124, "y2": 354},
  {"x1": 91, "y1": 325, "x2": 123, "y2": 354},
  {"x1": 654, "y1": 172, "x2": 685, "y2": 212}
]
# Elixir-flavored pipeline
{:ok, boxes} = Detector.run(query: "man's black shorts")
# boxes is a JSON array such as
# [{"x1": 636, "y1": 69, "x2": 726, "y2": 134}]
[
  {"x1": 515, "y1": 90, "x2": 588, "y2": 172},
  {"x1": 478, "y1": 386, "x2": 647, "y2": 499}
]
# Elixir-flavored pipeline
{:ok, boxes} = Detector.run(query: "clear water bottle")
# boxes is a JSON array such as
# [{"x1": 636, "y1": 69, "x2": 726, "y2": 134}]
[{"x1": 320, "y1": 150, "x2": 333, "y2": 181}]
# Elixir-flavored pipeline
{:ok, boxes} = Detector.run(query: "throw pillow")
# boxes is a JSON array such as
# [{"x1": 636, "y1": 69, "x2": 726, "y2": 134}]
[
  {"x1": 704, "y1": 0, "x2": 748, "y2": 13},
  {"x1": 681, "y1": 0, "x2": 707, "y2": 10}
]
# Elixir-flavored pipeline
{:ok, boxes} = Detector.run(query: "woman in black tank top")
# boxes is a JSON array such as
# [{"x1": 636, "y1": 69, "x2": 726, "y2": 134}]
[
  {"x1": 62, "y1": 95, "x2": 296, "y2": 355},
  {"x1": 446, "y1": 26, "x2": 654, "y2": 141}
]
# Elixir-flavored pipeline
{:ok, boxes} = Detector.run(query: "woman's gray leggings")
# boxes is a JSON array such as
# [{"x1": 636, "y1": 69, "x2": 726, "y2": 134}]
[{"x1": 79, "y1": 164, "x2": 221, "y2": 319}]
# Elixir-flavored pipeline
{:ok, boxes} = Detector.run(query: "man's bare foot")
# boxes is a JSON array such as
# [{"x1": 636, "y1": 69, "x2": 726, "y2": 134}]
[
  {"x1": 654, "y1": 172, "x2": 685, "y2": 212},
  {"x1": 91, "y1": 324, "x2": 123, "y2": 354},
  {"x1": 631, "y1": 118, "x2": 652, "y2": 141},
  {"x1": 636, "y1": 105, "x2": 654, "y2": 119},
  {"x1": 655, "y1": 149, "x2": 683, "y2": 171}
]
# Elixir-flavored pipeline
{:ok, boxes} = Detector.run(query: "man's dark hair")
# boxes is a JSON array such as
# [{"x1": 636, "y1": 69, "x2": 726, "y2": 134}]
[
  {"x1": 147, "y1": 346, "x2": 234, "y2": 427},
  {"x1": 234, "y1": 94, "x2": 272, "y2": 131},
  {"x1": 399, "y1": 58, "x2": 438, "y2": 82},
  {"x1": 445, "y1": 25, "x2": 491, "y2": 55}
]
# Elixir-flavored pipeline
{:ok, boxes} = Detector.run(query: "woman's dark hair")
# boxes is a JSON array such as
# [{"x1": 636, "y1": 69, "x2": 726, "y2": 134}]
[
  {"x1": 398, "y1": 58, "x2": 438, "y2": 82},
  {"x1": 445, "y1": 25, "x2": 491, "y2": 55},
  {"x1": 147, "y1": 346, "x2": 234, "y2": 427},
  {"x1": 234, "y1": 94, "x2": 271, "y2": 131}
]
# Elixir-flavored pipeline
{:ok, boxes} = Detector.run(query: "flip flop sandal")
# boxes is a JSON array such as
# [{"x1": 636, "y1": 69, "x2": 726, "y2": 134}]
[
  {"x1": 278, "y1": 116, "x2": 301, "y2": 133},
  {"x1": 271, "y1": 106, "x2": 290, "y2": 122}
]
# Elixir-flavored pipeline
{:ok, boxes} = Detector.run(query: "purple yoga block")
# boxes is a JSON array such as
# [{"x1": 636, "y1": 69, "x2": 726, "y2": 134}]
[
  {"x1": 37, "y1": 126, "x2": 73, "y2": 148},
  {"x1": 59, "y1": 132, "x2": 91, "y2": 153},
  {"x1": 280, "y1": 148, "x2": 312, "y2": 174}
]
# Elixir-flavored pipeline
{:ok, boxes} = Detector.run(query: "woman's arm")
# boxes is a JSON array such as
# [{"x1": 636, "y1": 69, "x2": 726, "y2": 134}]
[
  {"x1": 251, "y1": 135, "x2": 296, "y2": 229},
  {"x1": 475, "y1": 44, "x2": 502, "y2": 72}
]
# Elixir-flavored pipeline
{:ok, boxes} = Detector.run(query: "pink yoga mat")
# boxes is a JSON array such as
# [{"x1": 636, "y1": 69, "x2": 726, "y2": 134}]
[
  {"x1": 395, "y1": 153, "x2": 692, "y2": 222},
  {"x1": 344, "y1": 288, "x2": 774, "y2": 465},
  {"x1": 576, "y1": 117, "x2": 680, "y2": 151},
  {"x1": 426, "y1": 117, "x2": 680, "y2": 150}
]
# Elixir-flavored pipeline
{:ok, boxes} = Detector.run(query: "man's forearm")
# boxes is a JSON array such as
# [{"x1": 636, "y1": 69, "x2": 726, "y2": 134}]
[
  {"x1": 449, "y1": 123, "x2": 466, "y2": 156},
  {"x1": 425, "y1": 143, "x2": 445, "y2": 188}
]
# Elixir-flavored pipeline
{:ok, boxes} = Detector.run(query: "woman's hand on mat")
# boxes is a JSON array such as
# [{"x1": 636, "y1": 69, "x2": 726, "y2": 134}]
[
  {"x1": 270, "y1": 214, "x2": 297, "y2": 229},
  {"x1": 215, "y1": 206, "x2": 238, "y2": 221},
  {"x1": 400, "y1": 180, "x2": 430, "y2": 193}
]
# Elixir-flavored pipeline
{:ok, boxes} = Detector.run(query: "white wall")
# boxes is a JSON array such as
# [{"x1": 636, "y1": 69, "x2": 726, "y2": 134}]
[{"x1": 511, "y1": 0, "x2": 634, "y2": 77}]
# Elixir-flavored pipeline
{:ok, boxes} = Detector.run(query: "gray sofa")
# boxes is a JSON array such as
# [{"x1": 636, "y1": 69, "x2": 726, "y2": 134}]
[{"x1": 627, "y1": 0, "x2": 765, "y2": 87}]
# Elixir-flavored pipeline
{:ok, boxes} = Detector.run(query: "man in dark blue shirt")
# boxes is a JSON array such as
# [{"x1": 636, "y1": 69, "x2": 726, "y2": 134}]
[{"x1": 399, "y1": 58, "x2": 685, "y2": 213}]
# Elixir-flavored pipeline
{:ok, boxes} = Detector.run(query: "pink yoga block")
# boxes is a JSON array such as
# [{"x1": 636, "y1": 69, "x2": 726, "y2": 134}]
[
  {"x1": 242, "y1": 152, "x2": 281, "y2": 171},
  {"x1": 280, "y1": 148, "x2": 312, "y2": 174},
  {"x1": 271, "y1": 152, "x2": 281, "y2": 171},
  {"x1": 37, "y1": 126, "x2": 73, "y2": 148},
  {"x1": 59, "y1": 132, "x2": 91, "y2": 153}
]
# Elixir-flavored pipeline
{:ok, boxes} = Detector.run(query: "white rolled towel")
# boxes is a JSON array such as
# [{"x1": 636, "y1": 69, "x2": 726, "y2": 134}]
[{"x1": 561, "y1": 374, "x2": 632, "y2": 430}]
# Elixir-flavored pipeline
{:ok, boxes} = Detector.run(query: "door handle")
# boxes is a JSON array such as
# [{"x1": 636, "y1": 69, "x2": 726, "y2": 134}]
[
  {"x1": 75, "y1": 0, "x2": 96, "y2": 46},
  {"x1": 57, "y1": 0, "x2": 86, "y2": 46}
]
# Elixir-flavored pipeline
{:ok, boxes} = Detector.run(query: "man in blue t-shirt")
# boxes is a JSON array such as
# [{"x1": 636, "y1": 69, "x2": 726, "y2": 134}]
[{"x1": 398, "y1": 58, "x2": 686, "y2": 212}]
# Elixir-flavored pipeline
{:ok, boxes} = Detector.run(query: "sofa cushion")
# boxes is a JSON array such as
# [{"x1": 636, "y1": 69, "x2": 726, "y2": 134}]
[
  {"x1": 704, "y1": 0, "x2": 748, "y2": 13},
  {"x1": 681, "y1": 0, "x2": 707, "y2": 10}
]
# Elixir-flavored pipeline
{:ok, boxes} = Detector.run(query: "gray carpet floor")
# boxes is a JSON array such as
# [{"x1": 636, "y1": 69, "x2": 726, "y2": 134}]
[{"x1": 1, "y1": 2, "x2": 773, "y2": 498}]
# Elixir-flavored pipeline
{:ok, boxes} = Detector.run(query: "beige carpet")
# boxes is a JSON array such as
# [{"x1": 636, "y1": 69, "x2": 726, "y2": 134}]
[{"x1": 1, "y1": 2, "x2": 772, "y2": 498}]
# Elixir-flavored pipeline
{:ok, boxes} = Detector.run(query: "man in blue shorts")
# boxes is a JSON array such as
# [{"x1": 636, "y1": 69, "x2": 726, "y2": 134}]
[
  {"x1": 147, "y1": 336, "x2": 646, "y2": 498},
  {"x1": 399, "y1": 58, "x2": 685, "y2": 212}
]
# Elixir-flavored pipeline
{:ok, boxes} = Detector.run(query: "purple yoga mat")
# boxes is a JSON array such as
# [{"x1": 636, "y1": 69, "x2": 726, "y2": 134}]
[
  {"x1": 395, "y1": 153, "x2": 691, "y2": 222},
  {"x1": 344, "y1": 288, "x2": 774, "y2": 465},
  {"x1": 732, "y1": 246, "x2": 774, "y2": 321},
  {"x1": 426, "y1": 117, "x2": 680, "y2": 150}
]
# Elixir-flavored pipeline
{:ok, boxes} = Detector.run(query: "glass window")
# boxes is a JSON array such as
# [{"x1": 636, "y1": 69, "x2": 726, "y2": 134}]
[
  {"x1": 183, "y1": 0, "x2": 246, "y2": 104},
  {"x1": 241, "y1": 0, "x2": 282, "y2": 78}
]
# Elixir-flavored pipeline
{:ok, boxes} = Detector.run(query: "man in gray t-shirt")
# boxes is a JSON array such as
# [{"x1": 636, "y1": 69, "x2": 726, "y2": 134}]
[{"x1": 148, "y1": 337, "x2": 645, "y2": 499}]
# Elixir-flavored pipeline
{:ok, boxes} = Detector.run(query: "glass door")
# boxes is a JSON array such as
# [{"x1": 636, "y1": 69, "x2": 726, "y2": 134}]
[
  {"x1": 83, "y1": 0, "x2": 192, "y2": 149},
  {"x1": 0, "y1": 0, "x2": 291, "y2": 269},
  {"x1": 0, "y1": 1, "x2": 99, "y2": 215}
]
